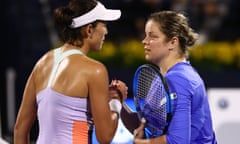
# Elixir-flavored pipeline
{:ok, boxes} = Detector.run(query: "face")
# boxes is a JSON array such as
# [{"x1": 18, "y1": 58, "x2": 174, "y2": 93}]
[
  {"x1": 89, "y1": 22, "x2": 108, "y2": 51},
  {"x1": 142, "y1": 20, "x2": 171, "y2": 65}
]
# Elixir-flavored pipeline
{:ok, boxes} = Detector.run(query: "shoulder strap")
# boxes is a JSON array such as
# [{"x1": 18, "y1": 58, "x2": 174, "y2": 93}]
[{"x1": 47, "y1": 48, "x2": 84, "y2": 87}]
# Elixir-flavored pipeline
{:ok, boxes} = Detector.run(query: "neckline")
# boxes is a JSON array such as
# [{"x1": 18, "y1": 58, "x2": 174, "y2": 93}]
[
  {"x1": 61, "y1": 44, "x2": 86, "y2": 55},
  {"x1": 166, "y1": 61, "x2": 190, "y2": 73}
]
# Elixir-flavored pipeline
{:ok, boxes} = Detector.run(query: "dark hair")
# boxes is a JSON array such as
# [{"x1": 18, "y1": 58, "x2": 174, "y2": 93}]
[
  {"x1": 54, "y1": 0, "x2": 98, "y2": 46},
  {"x1": 148, "y1": 11, "x2": 198, "y2": 54}
]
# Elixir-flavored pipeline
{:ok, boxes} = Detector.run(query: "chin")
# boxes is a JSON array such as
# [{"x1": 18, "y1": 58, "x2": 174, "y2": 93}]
[{"x1": 145, "y1": 55, "x2": 151, "y2": 62}]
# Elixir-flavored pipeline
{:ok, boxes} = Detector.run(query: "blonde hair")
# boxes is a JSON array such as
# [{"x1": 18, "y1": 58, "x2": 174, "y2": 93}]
[{"x1": 148, "y1": 11, "x2": 198, "y2": 54}]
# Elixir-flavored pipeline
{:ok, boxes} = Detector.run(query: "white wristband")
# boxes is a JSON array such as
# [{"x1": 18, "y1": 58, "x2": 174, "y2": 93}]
[{"x1": 109, "y1": 99, "x2": 122, "y2": 116}]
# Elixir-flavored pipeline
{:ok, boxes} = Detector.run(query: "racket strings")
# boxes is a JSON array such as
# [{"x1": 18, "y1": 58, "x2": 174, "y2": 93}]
[{"x1": 136, "y1": 68, "x2": 168, "y2": 136}]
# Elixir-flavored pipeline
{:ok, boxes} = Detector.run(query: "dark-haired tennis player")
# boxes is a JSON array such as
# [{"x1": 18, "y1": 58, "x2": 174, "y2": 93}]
[
  {"x1": 14, "y1": 0, "x2": 128, "y2": 144},
  {"x1": 131, "y1": 11, "x2": 217, "y2": 144}
]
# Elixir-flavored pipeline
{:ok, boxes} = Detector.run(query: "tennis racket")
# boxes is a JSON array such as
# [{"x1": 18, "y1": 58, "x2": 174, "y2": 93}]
[{"x1": 132, "y1": 64, "x2": 173, "y2": 138}]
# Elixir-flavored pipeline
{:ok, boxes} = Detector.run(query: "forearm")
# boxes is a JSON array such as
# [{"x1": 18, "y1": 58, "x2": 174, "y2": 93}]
[
  {"x1": 95, "y1": 112, "x2": 119, "y2": 144},
  {"x1": 14, "y1": 114, "x2": 35, "y2": 144},
  {"x1": 120, "y1": 103, "x2": 139, "y2": 133},
  {"x1": 94, "y1": 100, "x2": 121, "y2": 143},
  {"x1": 150, "y1": 135, "x2": 167, "y2": 144},
  {"x1": 134, "y1": 135, "x2": 166, "y2": 144},
  {"x1": 14, "y1": 128, "x2": 30, "y2": 144}
]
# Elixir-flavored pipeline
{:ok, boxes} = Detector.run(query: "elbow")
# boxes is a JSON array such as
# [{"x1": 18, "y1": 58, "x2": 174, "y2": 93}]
[
  {"x1": 14, "y1": 123, "x2": 20, "y2": 136},
  {"x1": 14, "y1": 123, "x2": 22, "y2": 139},
  {"x1": 14, "y1": 124, "x2": 21, "y2": 143},
  {"x1": 95, "y1": 131, "x2": 115, "y2": 144},
  {"x1": 14, "y1": 122, "x2": 29, "y2": 143}
]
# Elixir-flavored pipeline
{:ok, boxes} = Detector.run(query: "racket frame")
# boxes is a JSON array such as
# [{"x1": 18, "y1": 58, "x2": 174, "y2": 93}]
[{"x1": 132, "y1": 64, "x2": 172, "y2": 137}]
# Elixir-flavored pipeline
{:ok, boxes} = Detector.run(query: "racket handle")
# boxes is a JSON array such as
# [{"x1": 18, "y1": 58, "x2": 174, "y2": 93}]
[{"x1": 109, "y1": 99, "x2": 122, "y2": 116}]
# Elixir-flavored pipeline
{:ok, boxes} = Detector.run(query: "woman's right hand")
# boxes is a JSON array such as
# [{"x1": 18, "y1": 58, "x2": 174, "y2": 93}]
[{"x1": 109, "y1": 79, "x2": 128, "y2": 102}]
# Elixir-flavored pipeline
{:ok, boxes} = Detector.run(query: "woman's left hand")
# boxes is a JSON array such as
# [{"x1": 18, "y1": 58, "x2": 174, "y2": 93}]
[
  {"x1": 133, "y1": 139, "x2": 151, "y2": 144},
  {"x1": 133, "y1": 118, "x2": 152, "y2": 144}
]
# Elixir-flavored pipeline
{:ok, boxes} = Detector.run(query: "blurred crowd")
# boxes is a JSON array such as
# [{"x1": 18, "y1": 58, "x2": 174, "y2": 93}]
[
  {"x1": 48, "y1": 0, "x2": 239, "y2": 43},
  {"x1": 1, "y1": 1, "x2": 239, "y2": 143},
  {"x1": 101, "y1": 0, "x2": 239, "y2": 43}
]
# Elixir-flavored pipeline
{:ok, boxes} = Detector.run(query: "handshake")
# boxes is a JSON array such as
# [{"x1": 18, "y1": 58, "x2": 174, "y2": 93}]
[
  {"x1": 108, "y1": 79, "x2": 128, "y2": 116},
  {"x1": 108, "y1": 78, "x2": 128, "y2": 102}
]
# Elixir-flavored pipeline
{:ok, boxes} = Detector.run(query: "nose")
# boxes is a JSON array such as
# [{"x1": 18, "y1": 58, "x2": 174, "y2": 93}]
[
  {"x1": 142, "y1": 36, "x2": 147, "y2": 45},
  {"x1": 105, "y1": 28, "x2": 108, "y2": 35},
  {"x1": 104, "y1": 27, "x2": 108, "y2": 35},
  {"x1": 142, "y1": 37, "x2": 146, "y2": 44}
]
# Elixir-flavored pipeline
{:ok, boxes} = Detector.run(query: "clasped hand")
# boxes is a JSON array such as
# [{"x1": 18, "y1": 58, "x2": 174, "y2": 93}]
[{"x1": 108, "y1": 79, "x2": 128, "y2": 102}]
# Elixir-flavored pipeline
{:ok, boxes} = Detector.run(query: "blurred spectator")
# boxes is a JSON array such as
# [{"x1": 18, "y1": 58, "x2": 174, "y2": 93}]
[
  {"x1": 217, "y1": 0, "x2": 240, "y2": 41},
  {"x1": 184, "y1": 0, "x2": 205, "y2": 33},
  {"x1": 107, "y1": 0, "x2": 172, "y2": 42},
  {"x1": 171, "y1": 0, "x2": 189, "y2": 12},
  {"x1": 46, "y1": 0, "x2": 239, "y2": 43},
  {"x1": 198, "y1": 0, "x2": 228, "y2": 43},
  {"x1": 172, "y1": 0, "x2": 229, "y2": 43}
]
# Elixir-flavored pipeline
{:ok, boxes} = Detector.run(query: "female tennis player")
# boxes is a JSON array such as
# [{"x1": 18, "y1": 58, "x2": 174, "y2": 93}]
[
  {"x1": 132, "y1": 11, "x2": 218, "y2": 144},
  {"x1": 14, "y1": 0, "x2": 128, "y2": 144}
]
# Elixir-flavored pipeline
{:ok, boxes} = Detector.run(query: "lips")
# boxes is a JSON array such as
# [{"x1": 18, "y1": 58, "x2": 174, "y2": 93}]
[{"x1": 144, "y1": 48, "x2": 151, "y2": 54}]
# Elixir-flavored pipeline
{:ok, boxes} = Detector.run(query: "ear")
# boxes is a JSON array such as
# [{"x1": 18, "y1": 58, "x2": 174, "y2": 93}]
[
  {"x1": 84, "y1": 24, "x2": 94, "y2": 38},
  {"x1": 168, "y1": 37, "x2": 179, "y2": 50}
]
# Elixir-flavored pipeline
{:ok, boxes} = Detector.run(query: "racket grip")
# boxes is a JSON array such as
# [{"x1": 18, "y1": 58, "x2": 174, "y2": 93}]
[{"x1": 109, "y1": 99, "x2": 122, "y2": 116}]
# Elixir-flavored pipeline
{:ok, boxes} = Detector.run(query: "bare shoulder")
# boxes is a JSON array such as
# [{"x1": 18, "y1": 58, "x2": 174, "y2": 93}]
[
  {"x1": 35, "y1": 49, "x2": 55, "y2": 69},
  {"x1": 32, "y1": 49, "x2": 54, "y2": 76},
  {"x1": 31, "y1": 49, "x2": 55, "y2": 92},
  {"x1": 82, "y1": 56, "x2": 108, "y2": 76}
]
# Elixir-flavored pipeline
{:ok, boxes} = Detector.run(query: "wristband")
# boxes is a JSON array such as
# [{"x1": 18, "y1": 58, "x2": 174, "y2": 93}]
[{"x1": 109, "y1": 99, "x2": 122, "y2": 116}]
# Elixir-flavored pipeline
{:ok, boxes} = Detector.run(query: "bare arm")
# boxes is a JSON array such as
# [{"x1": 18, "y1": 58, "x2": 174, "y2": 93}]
[
  {"x1": 121, "y1": 103, "x2": 139, "y2": 134},
  {"x1": 133, "y1": 120, "x2": 167, "y2": 144},
  {"x1": 134, "y1": 135, "x2": 167, "y2": 144},
  {"x1": 108, "y1": 79, "x2": 140, "y2": 134},
  {"x1": 88, "y1": 64, "x2": 120, "y2": 144},
  {"x1": 14, "y1": 71, "x2": 37, "y2": 144}
]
